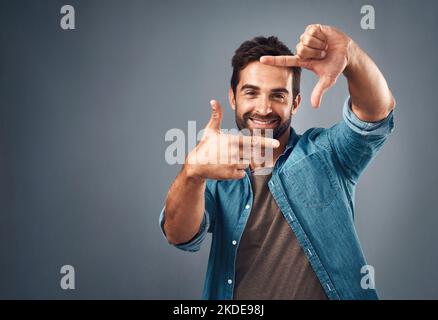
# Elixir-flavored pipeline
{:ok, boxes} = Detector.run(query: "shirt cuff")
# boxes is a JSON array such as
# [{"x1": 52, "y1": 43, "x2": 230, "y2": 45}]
[
  {"x1": 159, "y1": 206, "x2": 210, "y2": 252},
  {"x1": 342, "y1": 96, "x2": 395, "y2": 136}
]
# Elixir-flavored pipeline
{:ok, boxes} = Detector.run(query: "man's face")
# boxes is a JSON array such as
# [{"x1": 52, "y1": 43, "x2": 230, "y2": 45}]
[{"x1": 229, "y1": 61, "x2": 299, "y2": 139}]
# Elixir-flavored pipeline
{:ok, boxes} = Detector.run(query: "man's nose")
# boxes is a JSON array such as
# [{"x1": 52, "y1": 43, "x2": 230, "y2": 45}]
[{"x1": 254, "y1": 95, "x2": 272, "y2": 115}]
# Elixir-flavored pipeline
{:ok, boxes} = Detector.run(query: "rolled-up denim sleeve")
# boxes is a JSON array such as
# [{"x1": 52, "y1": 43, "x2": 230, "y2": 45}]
[
  {"x1": 329, "y1": 96, "x2": 395, "y2": 182},
  {"x1": 158, "y1": 182, "x2": 216, "y2": 252}
]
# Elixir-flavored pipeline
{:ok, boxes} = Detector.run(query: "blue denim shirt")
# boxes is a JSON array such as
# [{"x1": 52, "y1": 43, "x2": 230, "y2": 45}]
[{"x1": 159, "y1": 97, "x2": 394, "y2": 300}]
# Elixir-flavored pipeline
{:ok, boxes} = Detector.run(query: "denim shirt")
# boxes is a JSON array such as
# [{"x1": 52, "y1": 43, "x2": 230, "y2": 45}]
[{"x1": 159, "y1": 97, "x2": 395, "y2": 300}]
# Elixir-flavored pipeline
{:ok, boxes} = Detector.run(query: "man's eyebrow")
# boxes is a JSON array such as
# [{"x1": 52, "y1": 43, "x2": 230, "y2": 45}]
[
  {"x1": 240, "y1": 84, "x2": 290, "y2": 94},
  {"x1": 240, "y1": 84, "x2": 260, "y2": 91},
  {"x1": 271, "y1": 88, "x2": 290, "y2": 94}
]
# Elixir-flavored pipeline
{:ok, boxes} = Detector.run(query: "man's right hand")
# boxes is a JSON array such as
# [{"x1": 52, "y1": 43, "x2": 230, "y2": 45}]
[{"x1": 184, "y1": 100, "x2": 280, "y2": 181}]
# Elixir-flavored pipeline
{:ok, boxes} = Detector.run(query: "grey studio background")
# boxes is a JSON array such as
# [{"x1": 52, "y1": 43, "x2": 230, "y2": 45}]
[{"x1": 0, "y1": 0, "x2": 437, "y2": 299}]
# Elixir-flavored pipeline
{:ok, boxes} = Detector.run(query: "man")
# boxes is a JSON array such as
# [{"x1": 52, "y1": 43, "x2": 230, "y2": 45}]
[{"x1": 159, "y1": 24, "x2": 395, "y2": 300}]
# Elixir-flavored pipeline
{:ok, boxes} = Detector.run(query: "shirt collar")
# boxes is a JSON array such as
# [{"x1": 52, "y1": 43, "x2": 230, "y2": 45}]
[
  {"x1": 244, "y1": 127, "x2": 299, "y2": 176},
  {"x1": 284, "y1": 127, "x2": 300, "y2": 154}
]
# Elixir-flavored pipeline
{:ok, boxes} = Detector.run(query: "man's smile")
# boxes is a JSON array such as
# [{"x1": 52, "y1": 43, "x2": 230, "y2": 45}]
[{"x1": 248, "y1": 117, "x2": 279, "y2": 128}]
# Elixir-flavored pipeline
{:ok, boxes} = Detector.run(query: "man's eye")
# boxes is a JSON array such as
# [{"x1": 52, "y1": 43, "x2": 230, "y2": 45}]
[
  {"x1": 273, "y1": 94, "x2": 285, "y2": 100},
  {"x1": 245, "y1": 91, "x2": 256, "y2": 96}
]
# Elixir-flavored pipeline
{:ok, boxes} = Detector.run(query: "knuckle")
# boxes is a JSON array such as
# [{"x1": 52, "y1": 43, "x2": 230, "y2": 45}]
[
  {"x1": 302, "y1": 36, "x2": 310, "y2": 46},
  {"x1": 305, "y1": 24, "x2": 314, "y2": 32},
  {"x1": 251, "y1": 136, "x2": 260, "y2": 147},
  {"x1": 308, "y1": 28, "x2": 317, "y2": 37},
  {"x1": 282, "y1": 56, "x2": 287, "y2": 66},
  {"x1": 229, "y1": 135, "x2": 238, "y2": 146}
]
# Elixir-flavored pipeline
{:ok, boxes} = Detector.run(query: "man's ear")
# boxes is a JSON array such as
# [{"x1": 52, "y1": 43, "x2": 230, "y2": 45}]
[
  {"x1": 291, "y1": 94, "x2": 301, "y2": 115},
  {"x1": 228, "y1": 88, "x2": 236, "y2": 110}
]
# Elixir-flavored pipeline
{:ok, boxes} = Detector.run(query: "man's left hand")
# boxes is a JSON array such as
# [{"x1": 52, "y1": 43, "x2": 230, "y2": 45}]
[{"x1": 260, "y1": 24, "x2": 354, "y2": 108}]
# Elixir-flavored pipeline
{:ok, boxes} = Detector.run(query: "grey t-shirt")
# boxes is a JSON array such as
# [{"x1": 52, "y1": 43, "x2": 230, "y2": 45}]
[{"x1": 233, "y1": 169, "x2": 327, "y2": 300}]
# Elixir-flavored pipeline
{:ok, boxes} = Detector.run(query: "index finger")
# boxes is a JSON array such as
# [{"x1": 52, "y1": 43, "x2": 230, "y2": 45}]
[
  {"x1": 239, "y1": 135, "x2": 280, "y2": 149},
  {"x1": 259, "y1": 55, "x2": 303, "y2": 67}
]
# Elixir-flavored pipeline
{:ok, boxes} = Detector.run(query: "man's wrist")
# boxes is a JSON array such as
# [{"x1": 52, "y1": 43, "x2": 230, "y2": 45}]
[
  {"x1": 343, "y1": 39, "x2": 361, "y2": 78},
  {"x1": 182, "y1": 163, "x2": 206, "y2": 185}
]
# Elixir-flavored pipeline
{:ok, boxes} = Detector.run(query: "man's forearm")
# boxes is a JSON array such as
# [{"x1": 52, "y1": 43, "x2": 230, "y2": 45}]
[
  {"x1": 164, "y1": 165, "x2": 206, "y2": 245},
  {"x1": 343, "y1": 40, "x2": 396, "y2": 122}
]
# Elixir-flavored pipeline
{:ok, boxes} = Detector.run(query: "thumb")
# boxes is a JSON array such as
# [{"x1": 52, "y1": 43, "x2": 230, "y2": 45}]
[
  {"x1": 311, "y1": 76, "x2": 336, "y2": 108},
  {"x1": 205, "y1": 100, "x2": 223, "y2": 131}
]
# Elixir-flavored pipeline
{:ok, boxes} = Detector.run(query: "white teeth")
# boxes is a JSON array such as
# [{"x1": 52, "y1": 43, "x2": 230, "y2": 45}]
[{"x1": 252, "y1": 119, "x2": 276, "y2": 125}]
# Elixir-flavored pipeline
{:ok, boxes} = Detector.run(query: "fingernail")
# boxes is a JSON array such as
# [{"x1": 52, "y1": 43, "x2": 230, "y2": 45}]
[
  {"x1": 321, "y1": 51, "x2": 326, "y2": 58},
  {"x1": 273, "y1": 140, "x2": 280, "y2": 148}
]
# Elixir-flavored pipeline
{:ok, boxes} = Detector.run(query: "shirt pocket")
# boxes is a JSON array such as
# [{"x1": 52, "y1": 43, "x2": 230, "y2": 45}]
[{"x1": 280, "y1": 152, "x2": 340, "y2": 209}]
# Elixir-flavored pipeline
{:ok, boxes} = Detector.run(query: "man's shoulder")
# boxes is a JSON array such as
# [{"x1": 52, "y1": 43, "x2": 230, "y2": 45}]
[
  {"x1": 299, "y1": 126, "x2": 327, "y2": 139},
  {"x1": 293, "y1": 126, "x2": 334, "y2": 154}
]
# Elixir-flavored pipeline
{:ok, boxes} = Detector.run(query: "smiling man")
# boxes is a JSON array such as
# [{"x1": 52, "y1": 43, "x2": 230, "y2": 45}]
[{"x1": 159, "y1": 24, "x2": 395, "y2": 300}]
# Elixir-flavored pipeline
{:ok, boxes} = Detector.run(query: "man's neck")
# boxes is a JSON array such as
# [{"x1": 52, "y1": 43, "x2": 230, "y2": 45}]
[{"x1": 275, "y1": 127, "x2": 291, "y2": 160}]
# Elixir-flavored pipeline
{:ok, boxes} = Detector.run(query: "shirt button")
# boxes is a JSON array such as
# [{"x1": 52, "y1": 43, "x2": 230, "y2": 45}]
[
  {"x1": 227, "y1": 279, "x2": 233, "y2": 285},
  {"x1": 245, "y1": 204, "x2": 250, "y2": 210},
  {"x1": 232, "y1": 240, "x2": 237, "y2": 245}
]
